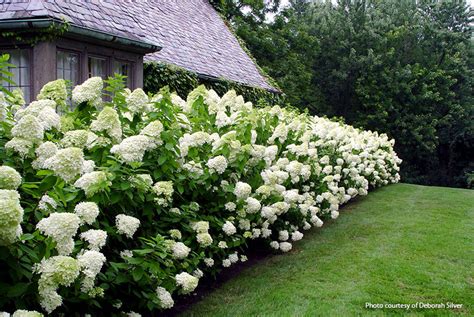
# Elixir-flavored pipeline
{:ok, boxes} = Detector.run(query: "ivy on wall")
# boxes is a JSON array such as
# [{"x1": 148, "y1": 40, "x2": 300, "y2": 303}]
[{"x1": 143, "y1": 61, "x2": 284, "y2": 106}]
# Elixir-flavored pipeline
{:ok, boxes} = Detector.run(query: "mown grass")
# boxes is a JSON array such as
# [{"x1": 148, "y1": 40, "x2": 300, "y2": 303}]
[{"x1": 181, "y1": 184, "x2": 474, "y2": 316}]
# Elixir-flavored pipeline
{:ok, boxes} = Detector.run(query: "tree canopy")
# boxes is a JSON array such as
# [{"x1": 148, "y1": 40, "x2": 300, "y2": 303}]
[{"x1": 211, "y1": 0, "x2": 474, "y2": 188}]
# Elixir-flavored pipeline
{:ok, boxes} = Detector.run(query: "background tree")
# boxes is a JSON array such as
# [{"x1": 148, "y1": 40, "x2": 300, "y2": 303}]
[{"x1": 212, "y1": 0, "x2": 474, "y2": 188}]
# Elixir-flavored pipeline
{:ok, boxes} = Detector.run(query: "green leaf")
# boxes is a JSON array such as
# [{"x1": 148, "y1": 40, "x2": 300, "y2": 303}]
[
  {"x1": 132, "y1": 267, "x2": 144, "y2": 282},
  {"x1": 7, "y1": 283, "x2": 29, "y2": 297}
]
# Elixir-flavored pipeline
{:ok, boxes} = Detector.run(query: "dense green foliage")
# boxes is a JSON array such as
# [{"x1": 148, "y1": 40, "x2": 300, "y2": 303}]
[
  {"x1": 143, "y1": 62, "x2": 283, "y2": 107},
  {"x1": 214, "y1": 0, "x2": 474, "y2": 188},
  {"x1": 184, "y1": 183, "x2": 474, "y2": 316},
  {"x1": 0, "y1": 75, "x2": 400, "y2": 315}
]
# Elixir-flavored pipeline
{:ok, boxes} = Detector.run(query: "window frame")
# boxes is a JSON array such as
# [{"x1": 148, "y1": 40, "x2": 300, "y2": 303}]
[
  {"x1": 56, "y1": 48, "x2": 81, "y2": 86},
  {"x1": 112, "y1": 58, "x2": 135, "y2": 87},
  {"x1": 0, "y1": 46, "x2": 33, "y2": 103}
]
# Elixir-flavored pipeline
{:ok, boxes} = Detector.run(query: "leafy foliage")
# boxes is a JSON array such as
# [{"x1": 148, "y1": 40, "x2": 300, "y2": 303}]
[
  {"x1": 143, "y1": 61, "x2": 283, "y2": 107},
  {"x1": 227, "y1": 0, "x2": 474, "y2": 188},
  {"x1": 0, "y1": 76, "x2": 400, "y2": 315}
]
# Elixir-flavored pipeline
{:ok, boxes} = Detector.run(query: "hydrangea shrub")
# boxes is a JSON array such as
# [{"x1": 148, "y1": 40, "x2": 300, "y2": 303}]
[{"x1": 0, "y1": 77, "x2": 401, "y2": 315}]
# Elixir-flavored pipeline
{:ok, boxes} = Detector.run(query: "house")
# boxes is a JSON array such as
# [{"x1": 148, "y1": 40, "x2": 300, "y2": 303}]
[{"x1": 0, "y1": 0, "x2": 276, "y2": 103}]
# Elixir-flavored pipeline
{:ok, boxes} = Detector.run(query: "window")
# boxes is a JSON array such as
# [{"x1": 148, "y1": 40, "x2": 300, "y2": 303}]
[
  {"x1": 57, "y1": 50, "x2": 79, "y2": 85},
  {"x1": 113, "y1": 60, "x2": 132, "y2": 87},
  {"x1": 1, "y1": 49, "x2": 31, "y2": 103},
  {"x1": 88, "y1": 56, "x2": 107, "y2": 79}
]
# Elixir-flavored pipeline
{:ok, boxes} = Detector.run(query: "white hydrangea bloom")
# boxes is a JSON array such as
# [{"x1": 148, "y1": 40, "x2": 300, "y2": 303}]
[
  {"x1": 90, "y1": 107, "x2": 122, "y2": 143},
  {"x1": 72, "y1": 77, "x2": 103, "y2": 108},
  {"x1": 43, "y1": 147, "x2": 85, "y2": 183},
  {"x1": 191, "y1": 221, "x2": 209, "y2": 233},
  {"x1": 279, "y1": 242, "x2": 292, "y2": 252},
  {"x1": 196, "y1": 232, "x2": 213, "y2": 247},
  {"x1": 82, "y1": 160, "x2": 96, "y2": 174},
  {"x1": 11, "y1": 309, "x2": 43, "y2": 317},
  {"x1": 206, "y1": 155, "x2": 228, "y2": 174},
  {"x1": 140, "y1": 120, "x2": 164, "y2": 148},
  {"x1": 172, "y1": 242, "x2": 191, "y2": 259},
  {"x1": 126, "y1": 88, "x2": 149, "y2": 114},
  {"x1": 80, "y1": 229, "x2": 107, "y2": 251},
  {"x1": 32, "y1": 141, "x2": 58, "y2": 169},
  {"x1": 77, "y1": 250, "x2": 106, "y2": 293},
  {"x1": 36, "y1": 106, "x2": 61, "y2": 131},
  {"x1": 74, "y1": 202, "x2": 100, "y2": 225},
  {"x1": 204, "y1": 258, "x2": 214, "y2": 267},
  {"x1": 270, "y1": 241, "x2": 279, "y2": 250},
  {"x1": 115, "y1": 214, "x2": 140, "y2": 238},
  {"x1": 36, "y1": 213, "x2": 80, "y2": 255},
  {"x1": 169, "y1": 229, "x2": 182, "y2": 240},
  {"x1": 222, "y1": 259, "x2": 231, "y2": 267},
  {"x1": 291, "y1": 231, "x2": 304, "y2": 241},
  {"x1": 279, "y1": 230, "x2": 289, "y2": 241},
  {"x1": 222, "y1": 221, "x2": 237, "y2": 235},
  {"x1": 74, "y1": 171, "x2": 109, "y2": 197},
  {"x1": 156, "y1": 286, "x2": 174, "y2": 309},
  {"x1": 0, "y1": 189, "x2": 24, "y2": 246},
  {"x1": 0, "y1": 166, "x2": 22, "y2": 190},
  {"x1": 218, "y1": 241, "x2": 228, "y2": 249},
  {"x1": 110, "y1": 135, "x2": 153, "y2": 163},
  {"x1": 11, "y1": 114, "x2": 44, "y2": 141},
  {"x1": 38, "y1": 195, "x2": 57, "y2": 212},
  {"x1": 245, "y1": 197, "x2": 261, "y2": 214},
  {"x1": 35, "y1": 255, "x2": 80, "y2": 313},
  {"x1": 5, "y1": 138, "x2": 34, "y2": 157},
  {"x1": 120, "y1": 250, "x2": 133, "y2": 258},
  {"x1": 228, "y1": 252, "x2": 239, "y2": 263},
  {"x1": 234, "y1": 181, "x2": 252, "y2": 199},
  {"x1": 224, "y1": 202, "x2": 236, "y2": 211},
  {"x1": 60, "y1": 130, "x2": 89, "y2": 148},
  {"x1": 175, "y1": 272, "x2": 199, "y2": 294},
  {"x1": 152, "y1": 181, "x2": 174, "y2": 207}
]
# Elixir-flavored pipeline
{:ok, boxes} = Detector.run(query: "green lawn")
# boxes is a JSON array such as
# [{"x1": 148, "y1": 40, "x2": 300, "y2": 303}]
[{"x1": 181, "y1": 184, "x2": 474, "y2": 316}]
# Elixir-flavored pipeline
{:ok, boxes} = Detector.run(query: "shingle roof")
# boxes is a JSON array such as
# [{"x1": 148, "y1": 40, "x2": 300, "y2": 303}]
[{"x1": 0, "y1": 0, "x2": 276, "y2": 91}]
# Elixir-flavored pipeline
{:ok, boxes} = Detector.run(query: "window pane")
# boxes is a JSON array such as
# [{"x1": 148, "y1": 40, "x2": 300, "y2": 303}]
[
  {"x1": 88, "y1": 56, "x2": 107, "y2": 79},
  {"x1": 0, "y1": 49, "x2": 31, "y2": 103},
  {"x1": 57, "y1": 50, "x2": 79, "y2": 85},
  {"x1": 113, "y1": 60, "x2": 132, "y2": 87}
]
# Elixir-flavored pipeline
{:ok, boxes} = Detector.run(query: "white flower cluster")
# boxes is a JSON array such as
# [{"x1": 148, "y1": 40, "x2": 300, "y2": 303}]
[
  {"x1": 72, "y1": 77, "x2": 103, "y2": 108},
  {"x1": 152, "y1": 181, "x2": 174, "y2": 206},
  {"x1": 38, "y1": 195, "x2": 57, "y2": 212},
  {"x1": 156, "y1": 286, "x2": 174, "y2": 309},
  {"x1": 74, "y1": 202, "x2": 100, "y2": 225},
  {"x1": 0, "y1": 166, "x2": 22, "y2": 189},
  {"x1": 111, "y1": 135, "x2": 154, "y2": 163},
  {"x1": 0, "y1": 79, "x2": 402, "y2": 314},
  {"x1": 115, "y1": 214, "x2": 140, "y2": 238},
  {"x1": 126, "y1": 88, "x2": 150, "y2": 115},
  {"x1": 234, "y1": 181, "x2": 252, "y2": 199},
  {"x1": 36, "y1": 213, "x2": 80, "y2": 255},
  {"x1": 222, "y1": 221, "x2": 237, "y2": 236},
  {"x1": 206, "y1": 155, "x2": 228, "y2": 174},
  {"x1": 77, "y1": 250, "x2": 106, "y2": 294},
  {"x1": 0, "y1": 189, "x2": 24, "y2": 246},
  {"x1": 90, "y1": 107, "x2": 122, "y2": 143},
  {"x1": 43, "y1": 147, "x2": 85, "y2": 183},
  {"x1": 74, "y1": 171, "x2": 110, "y2": 197},
  {"x1": 172, "y1": 241, "x2": 191, "y2": 259},
  {"x1": 175, "y1": 272, "x2": 199, "y2": 294},
  {"x1": 35, "y1": 255, "x2": 80, "y2": 313},
  {"x1": 192, "y1": 221, "x2": 213, "y2": 247},
  {"x1": 80, "y1": 229, "x2": 107, "y2": 251}
]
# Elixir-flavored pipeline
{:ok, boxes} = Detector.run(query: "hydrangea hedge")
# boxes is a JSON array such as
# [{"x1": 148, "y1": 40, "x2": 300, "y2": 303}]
[{"x1": 0, "y1": 77, "x2": 401, "y2": 316}]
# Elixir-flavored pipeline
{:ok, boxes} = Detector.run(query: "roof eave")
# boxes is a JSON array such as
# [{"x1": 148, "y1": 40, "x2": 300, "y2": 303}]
[{"x1": 0, "y1": 17, "x2": 161, "y2": 54}]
